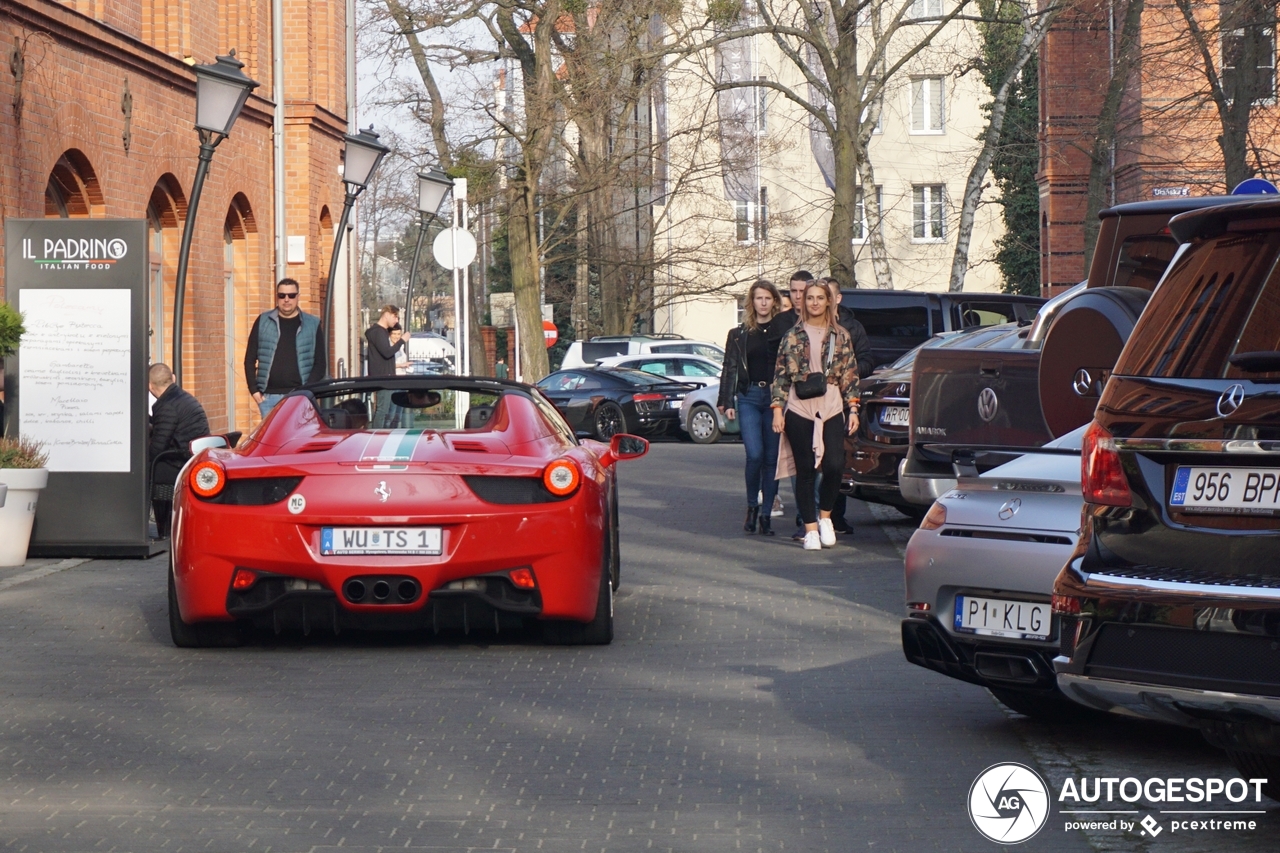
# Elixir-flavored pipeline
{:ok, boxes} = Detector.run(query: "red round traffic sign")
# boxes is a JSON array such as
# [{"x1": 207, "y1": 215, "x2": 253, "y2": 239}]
[{"x1": 543, "y1": 320, "x2": 558, "y2": 348}]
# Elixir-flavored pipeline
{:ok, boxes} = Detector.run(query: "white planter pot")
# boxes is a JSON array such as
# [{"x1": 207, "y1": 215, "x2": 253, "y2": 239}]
[{"x1": 0, "y1": 468, "x2": 49, "y2": 567}]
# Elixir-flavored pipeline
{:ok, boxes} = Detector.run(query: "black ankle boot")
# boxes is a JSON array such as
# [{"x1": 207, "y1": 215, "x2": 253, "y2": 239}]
[
  {"x1": 758, "y1": 513, "x2": 775, "y2": 536},
  {"x1": 744, "y1": 506, "x2": 759, "y2": 533}
]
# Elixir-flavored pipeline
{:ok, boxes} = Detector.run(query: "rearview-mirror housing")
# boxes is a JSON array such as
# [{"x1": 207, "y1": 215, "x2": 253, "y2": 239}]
[
  {"x1": 189, "y1": 435, "x2": 229, "y2": 455},
  {"x1": 609, "y1": 433, "x2": 648, "y2": 461}
]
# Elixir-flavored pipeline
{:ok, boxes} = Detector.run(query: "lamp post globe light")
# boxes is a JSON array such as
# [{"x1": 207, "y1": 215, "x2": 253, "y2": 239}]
[
  {"x1": 322, "y1": 126, "x2": 391, "y2": 375},
  {"x1": 172, "y1": 51, "x2": 259, "y2": 386},
  {"x1": 404, "y1": 167, "x2": 453, "y2": 335}
]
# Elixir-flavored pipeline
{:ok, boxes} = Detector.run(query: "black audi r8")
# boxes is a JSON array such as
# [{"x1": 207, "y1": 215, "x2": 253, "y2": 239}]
[{"x1": 536, "y1": 368, "x2": 695, "y2": 440}]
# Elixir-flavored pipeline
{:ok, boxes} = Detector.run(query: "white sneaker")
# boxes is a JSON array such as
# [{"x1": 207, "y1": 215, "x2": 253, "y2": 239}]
[
  {"x1": 818, "y1": 518, "x2": 836, "y2": 548},
  {"x1": 802, "y1": 530, "x2": 821, "y2": 551},
  {"x1": 771, "y1": 495, "x2": 784, "y2": 518}
]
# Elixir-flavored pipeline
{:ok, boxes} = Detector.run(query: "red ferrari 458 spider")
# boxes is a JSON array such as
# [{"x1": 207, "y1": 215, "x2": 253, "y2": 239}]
[{"x1": 167, "y1": 376, "x2": 647, "y2": 647}]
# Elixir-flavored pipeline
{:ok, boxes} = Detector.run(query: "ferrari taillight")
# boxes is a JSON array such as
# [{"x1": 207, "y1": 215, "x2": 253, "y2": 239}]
[
  {"x1": 509, "y1": 567, "x2": 537, "y2": 589},
  {"x1": 543, "y1": 458, "x2": 581, "y2": 497},
  {"x1": 231, "y1": 568, "x2": 258, "y2": 591},
  {"x1": 1081, "y1": 421, "x2": 1131, "y2": 507},
  {"x1": 189, "y1": 460, "x2": 226, "y2": 499}
]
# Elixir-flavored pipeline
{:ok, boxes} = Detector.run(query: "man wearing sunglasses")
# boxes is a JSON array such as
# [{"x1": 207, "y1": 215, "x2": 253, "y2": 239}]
[{"x1": 243, "y1": 278, "x2": 327, "y2": 418}]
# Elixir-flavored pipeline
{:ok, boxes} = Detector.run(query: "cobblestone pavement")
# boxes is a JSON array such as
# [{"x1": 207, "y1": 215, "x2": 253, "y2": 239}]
[{"x1": 0, "y1": 444, "x2": 1272, "y2": 852}]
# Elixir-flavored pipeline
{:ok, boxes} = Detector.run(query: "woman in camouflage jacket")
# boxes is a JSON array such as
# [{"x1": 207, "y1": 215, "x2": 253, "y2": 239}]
[{"x1": 769, "y1": 281, "x2": 861, "y2": 549}]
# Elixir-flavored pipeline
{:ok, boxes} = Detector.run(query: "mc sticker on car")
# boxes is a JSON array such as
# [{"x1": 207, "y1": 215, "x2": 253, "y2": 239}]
[{"x1": 287, "y1": 494, "x2": 306, "y2": 514}]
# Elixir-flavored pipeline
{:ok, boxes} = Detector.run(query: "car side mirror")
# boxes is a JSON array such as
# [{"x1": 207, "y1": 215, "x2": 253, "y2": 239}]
[
  {"x1": 189, "y1": 435, "x2": 229, "y2": 455},
  {"x1": 610, "y1": 433, "x2": 648, "y2": 460}
]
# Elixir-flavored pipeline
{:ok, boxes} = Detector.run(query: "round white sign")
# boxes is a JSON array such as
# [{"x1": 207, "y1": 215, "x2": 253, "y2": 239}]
[
  {"x1": 968, "y1": 762, "x2": 1050, "y2": 844},
  {"x1": 432, "y1": 227, "x2": 478, "y2": 270},
  {"x1": 287, "y1": 494, "x2": 306, "y2": 515}
]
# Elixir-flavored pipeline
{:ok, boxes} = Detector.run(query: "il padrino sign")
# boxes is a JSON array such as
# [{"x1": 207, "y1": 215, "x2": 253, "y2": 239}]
[{"x1": 3, "y1": 219, "x2": 158, "y2": 557}]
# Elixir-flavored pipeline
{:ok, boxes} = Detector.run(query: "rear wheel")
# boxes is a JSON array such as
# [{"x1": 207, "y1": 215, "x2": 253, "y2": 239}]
[
  {"x1": 610, "y1": 478, "x2": 621, "y2": 591},
  {"x1": 688, "y1": 405, "x2": 721, "y2": 444},
  {"x1": 593, "y1": 402, "x2": 626, "y2": 441},
  {"x1": 542, "y1": 541, "x2": 614, "y2": 646},
  {"x1": 168, "y1": 558, "x2": 242, "y2": 648},
  {"x1": 1226, "y1": 751, "x2": 1280, "y2": 801}
]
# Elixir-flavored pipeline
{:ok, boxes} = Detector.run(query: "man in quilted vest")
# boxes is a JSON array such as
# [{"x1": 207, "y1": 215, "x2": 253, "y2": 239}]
[{"x1": 243, "y1": 278, "x2": 327, "y2": 418}]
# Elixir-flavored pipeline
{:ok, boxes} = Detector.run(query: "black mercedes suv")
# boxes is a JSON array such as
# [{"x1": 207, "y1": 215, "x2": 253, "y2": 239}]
[{"x1": 1053, "y1": 197, "x2": 1280, "y2": 794}]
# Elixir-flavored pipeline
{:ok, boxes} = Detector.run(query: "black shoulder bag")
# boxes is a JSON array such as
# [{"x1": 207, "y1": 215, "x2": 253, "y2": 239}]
[{"x1": 793, "y1": 330, "x2": 835, "y2": 400}]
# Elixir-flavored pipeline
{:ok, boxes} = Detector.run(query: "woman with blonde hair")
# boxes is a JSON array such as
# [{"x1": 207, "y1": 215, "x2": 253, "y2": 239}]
[
  {"x1": 717, "y1": 279, "x2": 785, "y2": 535},
  {"x1": 770, "y1": 280, "x2": 861, "y2": 550}
]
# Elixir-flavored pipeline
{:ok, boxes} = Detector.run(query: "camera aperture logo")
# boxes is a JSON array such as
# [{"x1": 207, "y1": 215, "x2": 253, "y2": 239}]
[{"x1": 968, "y1": 763, "x2": 1050, "y2": 844}]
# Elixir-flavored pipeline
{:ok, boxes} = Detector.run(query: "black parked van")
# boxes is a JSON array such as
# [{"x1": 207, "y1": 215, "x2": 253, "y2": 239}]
[{"x1": 1053, "y1": 197, "x2": 1280, "y2": 797}]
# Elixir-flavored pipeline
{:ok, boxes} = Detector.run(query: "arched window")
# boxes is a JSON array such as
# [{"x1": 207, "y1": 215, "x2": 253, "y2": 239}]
[
  {"x1": 44, "y1": 150, "x2": 104, "y2": 218},
  {"x1": 147, "y1": 175, "x2": 187, "y2": 366},
  {"x1": 224, "y1": 194, "x2": 258, "y2": 429}
]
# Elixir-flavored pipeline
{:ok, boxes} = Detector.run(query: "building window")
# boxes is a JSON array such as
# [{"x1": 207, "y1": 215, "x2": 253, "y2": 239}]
[
  {"x1": 853, "y1": 186, "x2": 882, "y2": 243},
  {"x1": 910, "y1": 0, "x2": 944, "y2": 19},
  {"x1": 913, "y1": 185, "x2": 946, "y2": 241},
  {"x1": 911, "y1": 77, "x2": 945, "y2": 133},
  {"x1": 733, "y1": 189, "x2": 768, "y2": 243},
  {"x1": 1222, "y1": 0, "x2": 1277, "y2": 103}
]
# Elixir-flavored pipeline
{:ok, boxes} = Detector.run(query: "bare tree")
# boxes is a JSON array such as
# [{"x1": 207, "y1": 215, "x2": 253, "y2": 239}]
[
  {"x1": 948, "y1": 0, "x2": 1060, "y2": 291},
  {"x1": 711, "y1": 0, "x2": 978, "y2": 288}
]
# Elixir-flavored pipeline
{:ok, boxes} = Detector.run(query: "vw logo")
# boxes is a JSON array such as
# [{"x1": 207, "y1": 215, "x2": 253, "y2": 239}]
[
  {"x1": 1072, "y1": 368, "x2": 1093, "y2": 397},
  {"x1": 977, "y1": 387, "x2": 999, "y2": 423},
  {"x1": 374, "y1": 481, "x2": 391, "y2": 502},
  {"x1": 998, "y1": 498, "x2": 1022, "y2": 520},
  {"x1": 1217, "y1": 383, "x2": 1245, "y2": 417}
]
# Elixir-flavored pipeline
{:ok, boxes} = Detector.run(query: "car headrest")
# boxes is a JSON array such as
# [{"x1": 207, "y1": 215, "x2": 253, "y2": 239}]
[
  {"x1": 320, "y1": 408, "x2": 353, "y2": 429},
  {"x1": 465, "y1": 405, "x2": 494, "y2": 430}
]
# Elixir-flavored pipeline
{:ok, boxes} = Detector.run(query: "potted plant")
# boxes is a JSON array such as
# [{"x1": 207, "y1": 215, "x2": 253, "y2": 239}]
[
  {"x1": 1, "y1": 305, "x2": 45, "y2": 567},
  {"x1": 0, "y1": 436, "x2": 48, "y2": 566},
  {"x1": 0, "y1": 302, "x2": 21, "y2": 358}
]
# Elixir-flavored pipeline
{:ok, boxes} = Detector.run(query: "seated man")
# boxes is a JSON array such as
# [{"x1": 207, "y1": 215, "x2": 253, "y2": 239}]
[
  {"x1": 337, "y1": 398, "x2": 370, "y2": 430},
  {"x1": 148, "y1": 363, "x2": 210, "y2": 537}
]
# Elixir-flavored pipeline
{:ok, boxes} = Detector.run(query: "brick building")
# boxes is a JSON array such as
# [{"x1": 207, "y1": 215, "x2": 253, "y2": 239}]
[
  {"x1": 0, "y1": 0, "x2": 351, "y2": 432},
  {"x1": 1038, "y1": 0, "x2": 1280, "y2": 295}
]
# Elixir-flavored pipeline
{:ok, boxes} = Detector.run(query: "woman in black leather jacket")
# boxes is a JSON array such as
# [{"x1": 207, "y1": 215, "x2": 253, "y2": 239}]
[{"x1": 717, "y1": 280, "x2": 785, "y2": 535}]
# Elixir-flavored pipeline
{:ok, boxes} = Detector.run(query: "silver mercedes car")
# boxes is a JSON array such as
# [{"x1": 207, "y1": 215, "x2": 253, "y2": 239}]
[{"x1": 900, "y1": 424, "x2": 1087, "y2": 719}]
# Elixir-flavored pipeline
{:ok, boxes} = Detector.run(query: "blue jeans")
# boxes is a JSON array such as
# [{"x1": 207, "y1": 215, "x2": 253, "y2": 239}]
[
  {"x1": 737, "y1": 385, "x2": 780, "y2": 509},
  {"x1": 258, "y1": 393, "x2": 286, "y2": 419}
]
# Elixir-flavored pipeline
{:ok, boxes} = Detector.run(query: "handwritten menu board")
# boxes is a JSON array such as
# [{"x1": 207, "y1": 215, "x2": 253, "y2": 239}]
[{"x1": 18, "y1": 289, "x2": 132, "y2": 472}]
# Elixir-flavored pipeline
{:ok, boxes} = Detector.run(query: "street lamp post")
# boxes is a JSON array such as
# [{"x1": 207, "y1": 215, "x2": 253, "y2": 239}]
[
  {"x1": 172, "y1": 51, "x2": 259, "y2": 386},
  {"x1": 322, "y1": 126, "x2": 390, "y2": 376},
  {"x1": 404, "y1": 167, "x2": 453, "y2": 335}
]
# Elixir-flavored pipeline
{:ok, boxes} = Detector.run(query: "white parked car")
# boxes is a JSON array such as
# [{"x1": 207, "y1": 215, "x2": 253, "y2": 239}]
[
  {"x1": 560, "y1": 336, "x2": 724, "y2": 370},
  {"x1": 593, "y1": 354, "x2": 723, "y2": 384},
  {"x1": 678, "y1": 382, "x2": 740, "y2": 444}
]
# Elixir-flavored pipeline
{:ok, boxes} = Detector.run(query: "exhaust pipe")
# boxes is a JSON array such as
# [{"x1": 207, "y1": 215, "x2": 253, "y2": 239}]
[
  {"x1": 397, "y1": 579, "x2": 419, "y2": 602},
  {"x1": 344, "y1": 580, "x2": 366, "y2": 602}
]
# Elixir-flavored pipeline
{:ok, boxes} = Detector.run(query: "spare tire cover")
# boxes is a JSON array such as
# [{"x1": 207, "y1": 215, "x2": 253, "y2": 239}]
[{"x1": 1038, "y1": 287, "x2": 1151, "y2": 437}]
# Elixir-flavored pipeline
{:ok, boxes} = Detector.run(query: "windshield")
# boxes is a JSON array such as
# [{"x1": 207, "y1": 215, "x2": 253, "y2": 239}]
[{"x1": 311, "y1": 384, "x2": 507, "y2": 432}]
